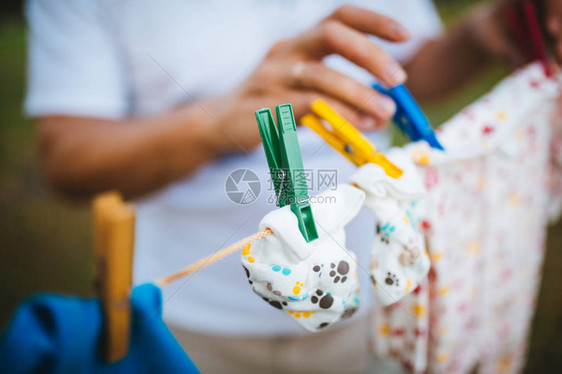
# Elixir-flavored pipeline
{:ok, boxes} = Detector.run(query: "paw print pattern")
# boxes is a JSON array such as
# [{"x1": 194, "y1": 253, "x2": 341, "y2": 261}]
[
  {"x1": 376, "y1": 224, "x2": 390, "y2": 244},
  {"x1": 379, "y1": 222, "x2": 396, "y2": 238},
  {"x1": 241, "y1": 182, "x2": 365, "y2": 333},
  {"x1": 242, "y1": 265, "x2": 252, "y2": 285},
  {"x1": 398, "y1": 245, "x2": 421, "y2": 267},
  {"x1": 288, "y1": 282, "x2": 309, "y2": 301},
  {"x1": 341, "y1": 306, "x2": 358, "y2": 320},
  {"x1": 310, "y1": 289, "x2": 334, "y2": 309},
  {"x1": 288, "y1": 310, "x2": 316, "y2": 319},
  {"x1": 272, "y1": 265, "x2": 291, "y2": 276},
  {"x1": 266, "y1": 282, "x2": 282, "y2": 296},
  {"x1": 262, "y1": 297, "x2": 287, "y2": 310},
  {"x1": 312, "y1": 264, "x2": 323, "y2": 276},
  {"x1": 328, "y1": 261, "x2": 350, "y2": 283},
  {"x1": 385, "y1": 272, "x2": 400, "y2": 287},
  {"x1": 242, "y1": 243, "x2": 255, "y2": 263}
]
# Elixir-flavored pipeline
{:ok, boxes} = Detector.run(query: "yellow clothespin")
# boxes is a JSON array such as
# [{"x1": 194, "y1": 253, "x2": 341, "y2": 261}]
[
  {"x1": 301, "y1": 99, "x2": 403, "y2": 178},
  {"x1": 93, "y1": 192, "x2": 135, "y2": 363}
]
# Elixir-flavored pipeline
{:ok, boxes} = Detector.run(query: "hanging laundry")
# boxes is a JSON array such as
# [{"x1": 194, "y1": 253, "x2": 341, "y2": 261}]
[
  {"x1": 242, "y1": 184, "x2": 365, "y2": 332},
  {"x1": 350, "y1": 152, "x2": 430, "y2": 307},
  {"x1": 369, "y1": 63, "x2": 561, "y2": 374},
  {"x1": 0, "y1": 283, "x2": 199, "y2": 374}
]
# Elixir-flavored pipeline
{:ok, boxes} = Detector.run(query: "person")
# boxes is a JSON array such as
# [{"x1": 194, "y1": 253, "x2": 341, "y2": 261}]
[{"x1": 25, "y1": 0, "x2": 561, "y2": 372}]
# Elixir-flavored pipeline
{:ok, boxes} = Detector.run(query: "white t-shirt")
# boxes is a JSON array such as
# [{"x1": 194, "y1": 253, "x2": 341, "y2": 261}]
[{"x1": 25, "y1": 0, "x2": 442, "y2": 336}]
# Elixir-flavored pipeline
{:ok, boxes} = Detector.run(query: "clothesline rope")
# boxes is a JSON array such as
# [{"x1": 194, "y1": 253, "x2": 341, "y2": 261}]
[{"x1": 156, "y1": 228, "x2": 273, "y2": 287}]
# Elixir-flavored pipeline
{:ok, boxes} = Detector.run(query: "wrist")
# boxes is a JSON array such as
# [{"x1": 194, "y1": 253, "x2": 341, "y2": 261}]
[
  {"x1": 203, "y1": 96, "x2": 245, "y2": 155},
  {"x1": 175, "y1": 94, "x2": 263, "y2": 158},
  {"x1": 203, "y1": 93, "x2": 263, "y2": 155},
  {"x1": 169, "y1": 101, "x2": 225, "y2": 163}
]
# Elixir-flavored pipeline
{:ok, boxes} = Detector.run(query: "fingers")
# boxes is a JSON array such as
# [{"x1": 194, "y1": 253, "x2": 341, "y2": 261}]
[
  {"x1": 475, "y1": 3, "x2": 526, "y2": 67},
  {"x1": 290, "y1": 91, "x2": 390, "y2": 132},
  {"x1": 327, "y1": 5, "x2": 410, "y2": 42},
  {"x1": 316, "y1": 97, "x2": 387, "y2": 132},
  {"x1": 252, "y1": 5, "x2": 407, "y2": 130},
  {"x1": 290, "y1": 20, "x2": 407, "y2": 86},
  {"x1": 287, "y1": 61, "x2": 396, "y2": 124},
  {"x1": 246, "y1": 59, "x2": 393, "y2": 130},
  {"x1": 485, "y1": 3, "x2": 527, "y2": 66}
]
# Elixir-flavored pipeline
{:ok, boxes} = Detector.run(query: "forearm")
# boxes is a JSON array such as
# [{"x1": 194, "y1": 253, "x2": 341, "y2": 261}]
[
  {"x1": 405, "y1": 13, "x2": 495, "y2": 101},
  {"x1": 39, "y1": 100, "x2": 250, "y2": 199},
  {"x1": 35, "y1": 4, "x2": 439, "y2": 200}
]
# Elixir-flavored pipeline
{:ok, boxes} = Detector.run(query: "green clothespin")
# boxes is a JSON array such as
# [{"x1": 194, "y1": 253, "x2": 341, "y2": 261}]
[{"x1": 256, "y1": 103, "x2": 319, "y2": 243}]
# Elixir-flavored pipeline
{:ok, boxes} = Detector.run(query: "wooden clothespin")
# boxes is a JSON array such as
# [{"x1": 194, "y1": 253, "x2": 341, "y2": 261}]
[
  {"x1": 301, "y1": 99, "x2": 404, "y2": 179},
  {"x1": 256, "y1": 103, "x2": 319, "y2": 243},
  {"x1": 93, "y1": 192, "x2": 135, "y2": 363}
]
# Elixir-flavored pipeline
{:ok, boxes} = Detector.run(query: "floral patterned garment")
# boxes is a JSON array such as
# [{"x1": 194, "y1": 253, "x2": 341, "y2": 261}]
[{"x1": 370, "y1": 63, "x2": 562, "y2": 374}]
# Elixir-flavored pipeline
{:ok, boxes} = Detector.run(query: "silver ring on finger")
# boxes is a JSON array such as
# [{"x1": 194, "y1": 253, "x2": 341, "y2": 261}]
[{"x1": 291, "y1": 61, "x2": 307, "y2": 87}]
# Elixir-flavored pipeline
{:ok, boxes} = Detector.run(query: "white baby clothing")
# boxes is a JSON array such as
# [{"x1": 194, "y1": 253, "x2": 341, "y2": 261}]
[
  {"x1": 242, "y1": 184, "x2": 365, "y2": 332},
  {"x1": 350, "y1": 153, "x2": 430, "y2": 307},
  {"x1": 370, "y1": 63, "x2": 561, "y2": 374}
]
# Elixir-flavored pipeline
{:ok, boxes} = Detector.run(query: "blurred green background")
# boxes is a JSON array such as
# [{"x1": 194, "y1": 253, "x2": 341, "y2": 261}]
[{"x1": 0, "y1": 1, "x2": 560, "y2": 372}]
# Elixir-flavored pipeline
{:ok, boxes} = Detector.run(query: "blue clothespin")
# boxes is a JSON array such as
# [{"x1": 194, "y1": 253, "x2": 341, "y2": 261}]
[
  {"x1": 372, "y1": 83, "x2": 444, "y2": 150},
  {"x1": 256, "y1": 103, "x2": 319, "y2": 243}
]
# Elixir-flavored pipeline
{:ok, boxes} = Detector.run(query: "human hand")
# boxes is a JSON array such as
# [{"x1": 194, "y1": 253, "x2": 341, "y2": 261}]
[
  {"x1": 211, "y1": 5, "x2": 410, "y2": 153},
  {"x1": 546, "y1": 0, "x2": 562, "y2": 62},
  {"x1": 467, "y1": 0, "x2": 562, "y2": 70},
  {"x1": 465, "y1": 0, "x2": 528, "y2": 68}
]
